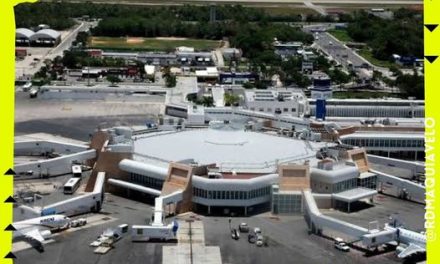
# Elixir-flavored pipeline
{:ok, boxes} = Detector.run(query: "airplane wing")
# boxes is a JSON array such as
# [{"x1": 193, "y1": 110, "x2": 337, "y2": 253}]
[
  {"x1": 397, "y1": 243, "x2": 425, "y2": 258},
  {"x1": 23, "y1": 229, "x2": 46, "y2": 243}
]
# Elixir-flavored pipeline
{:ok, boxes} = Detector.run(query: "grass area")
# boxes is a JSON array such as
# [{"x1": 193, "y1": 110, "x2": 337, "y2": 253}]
[
  {"x1": 88, "y1": 36, "x2": 221, "y2": 51},
  {"x1": 357, "y1": 48, "x2": 396, "y2": 68},
  {"x1": 333, "y1": 91, "x2": 403, "y2": 99},
  {"x1": 328, "y1": 29, "x2": 353, "y2": 43}
]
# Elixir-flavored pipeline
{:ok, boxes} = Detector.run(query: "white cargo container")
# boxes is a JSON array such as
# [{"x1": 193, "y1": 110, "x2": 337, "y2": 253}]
[{"x1": 131, "y1": 221, "x2": 178, "y2": 242}]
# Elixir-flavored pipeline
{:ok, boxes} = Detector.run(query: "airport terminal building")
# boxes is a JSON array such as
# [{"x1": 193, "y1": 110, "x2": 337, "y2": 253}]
[{"x1": 78, "y1": 121, "x2": 386, "y2": 217}]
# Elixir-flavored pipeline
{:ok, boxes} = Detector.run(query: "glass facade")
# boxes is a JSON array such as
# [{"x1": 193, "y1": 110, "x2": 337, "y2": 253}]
[
  {"x1": 358, "y1": 175, "x2": 378, "y2": 190},
  {"x1": 342, "y1": 138, "x2": 424, "y2": 149},
  {"x1": 192, "y1": 186, "x2": 271, "y2": 200},
  {"x1": 332, "y1": 178, "x2": 358, "y2": 193},
  {"x1": 310, "y1": 106, "x2": 424, "y2": 118},
  {"x1": 130, "y1": 173, "x2": 164, "y2": 190},
  {"x1": 272, "y1": 193, "x2": 302, "y2": 214}
]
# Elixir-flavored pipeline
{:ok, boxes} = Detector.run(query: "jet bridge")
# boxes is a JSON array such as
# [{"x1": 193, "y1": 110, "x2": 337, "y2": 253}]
[
  {"x1": 302, "y1": 189, "x2": 425, "y2": 251},
  {"x1": 302, "y1": 189, "x2": 370, "y2": 238},
  {"x1": 151, "y1": 191, "x2": 183, "y2": 226},
  {"x1": 131, "y1": 190, "x2": 183, "y2": 241},
  {"x1": 17, "y1": 172, "x2": 106, "y2": 218}
]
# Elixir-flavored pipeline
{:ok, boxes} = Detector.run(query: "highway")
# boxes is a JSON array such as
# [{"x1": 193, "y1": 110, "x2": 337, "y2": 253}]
[
  {"x1": 302, "y1": 24, "x2": 397, "y2": 80},
  {"x1": 303, "y1": 24, "x2": 370, "y2": 70}
]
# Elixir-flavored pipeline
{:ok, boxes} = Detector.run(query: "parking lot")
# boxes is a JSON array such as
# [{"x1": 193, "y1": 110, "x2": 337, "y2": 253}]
[{"x1": 203, "y1": 214, "x2": 402, "y2": 264}]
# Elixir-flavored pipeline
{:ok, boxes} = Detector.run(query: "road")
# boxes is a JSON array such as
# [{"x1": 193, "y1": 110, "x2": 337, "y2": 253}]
[
  {"x1": 304, "y1": 24, "x2": 369, "y2": 70},
  {"x1": 303, "y1": 24, "x2": 397, "y2": 80},
  {"x1": 304, "y1": 0, "x2": 327, "y2": 15}
]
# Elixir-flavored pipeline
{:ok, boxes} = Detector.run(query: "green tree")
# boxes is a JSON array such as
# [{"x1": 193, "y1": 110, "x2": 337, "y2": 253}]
[
  {"x1": 165, "y1": 75, "x2": 177, "y2": 88},
  {"x1": 395, "y1": 70, "x2": 424, "y2": 99},
  {"x1": 242, "y1": 82, "x2": 254, "y2": 89},
  {"x1": 107, "y1": 75, "x2": 121, "y2": 85},
  {"x1": 224, "y1": 92, "x2": 240, "y2": 106},
  {"x1": 201, "y1": 96, "x2": 214, "y2": 107}
]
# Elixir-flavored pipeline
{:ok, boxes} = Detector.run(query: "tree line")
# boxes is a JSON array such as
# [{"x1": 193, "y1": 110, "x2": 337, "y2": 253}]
[{"x1": 346, "y1": 9, "x2": 423, "y2": 60}]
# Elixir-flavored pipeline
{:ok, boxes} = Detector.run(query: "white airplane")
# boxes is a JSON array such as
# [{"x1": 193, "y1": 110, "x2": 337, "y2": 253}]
[
  {"x1": 12, "y1": 214, "x2": 71, "y2": 248},
  {"x1": 384, "y1": 220, "x2": 426, "y2": 259}
]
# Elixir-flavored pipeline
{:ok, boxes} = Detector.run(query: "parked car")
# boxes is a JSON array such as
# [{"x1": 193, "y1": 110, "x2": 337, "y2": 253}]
[
  {"x1": 334, "y1": 238, "x2": 350, "y2": 252},
  {"x1": 254, "y1": 227, "x2": 262, "y2": 234},
  {"x1": 71, "y1": 218, "x2": 87, "y2": 228},
  {"x1": 22, "y1": 82, "x2": 32, "y2": 92},
  {"x1": 78, "y1": 218, "x2": 87, "y2": 226},
  {"x1": 239, "y1": 223, "x2": 249, "y2": 233},
  {"x1": 335, "y1": 242, "x2": 350, "y2": 252},
  {"x1": 231, "y1": 228, "x2": 240, "y2": 240},
  {"x1": 248, "y1": 233, "x2": 256, "y2": 243},
  {"x1": 256, "y1": 234, "x2": 264, "y2": 247},
  {"x1": 70, "y1": 220, "x2": 80, "y2": 227}
]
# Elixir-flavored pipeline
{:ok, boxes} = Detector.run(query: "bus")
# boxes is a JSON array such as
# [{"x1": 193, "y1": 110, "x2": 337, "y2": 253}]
[
  {"x1": 63, "y1": 178, "x2": 81, "y2": 194},
  {"x1": 72, "y1": 165, "x2": 82, "y2": 178}
]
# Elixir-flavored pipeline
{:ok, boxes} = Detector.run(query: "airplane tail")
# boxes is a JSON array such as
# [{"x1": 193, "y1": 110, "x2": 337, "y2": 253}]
[{"x1": 16, "y1": 205, "x2": 42, "y2": 219}]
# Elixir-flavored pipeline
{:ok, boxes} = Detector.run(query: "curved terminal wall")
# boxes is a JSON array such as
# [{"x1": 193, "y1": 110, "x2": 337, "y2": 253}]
[
  {"x1": 310, "y1": 166, "x2": 359, "y2": 184},
  {"x1": 108, "y1": 178, "x2": 162, "y2": 196},
  {"x1": 119, "y1": 159, "x2": 168, "y2": 180},
  {"x1": 191, "y1": 174, "x2": 278, "y2": 207},
  {"x1": 15, "y1": 140, "x2": 88, "y2": 156}
]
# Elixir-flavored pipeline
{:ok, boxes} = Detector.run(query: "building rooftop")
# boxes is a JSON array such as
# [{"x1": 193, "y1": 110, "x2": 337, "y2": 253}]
[
  {"x1": 244, "y1": 89, "x2": 307, "y2": 103},
  {"x1": 132, "y1": 125, "x2": 325, "y2": 173},
  {"x1": 332, "y1": 187, "x2": 378, "y2": 202}
]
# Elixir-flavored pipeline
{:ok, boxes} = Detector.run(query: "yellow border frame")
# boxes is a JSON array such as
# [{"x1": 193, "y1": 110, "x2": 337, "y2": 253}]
[
  {"x1": 424, "y1": 0, "x2": 439, "y2": 263},
  {"x1": 0, "y1": 1, "x2": 438, "y2": 263},
  {"x1": 0, "y1": 1, "x2": 37, "y2": 263}
]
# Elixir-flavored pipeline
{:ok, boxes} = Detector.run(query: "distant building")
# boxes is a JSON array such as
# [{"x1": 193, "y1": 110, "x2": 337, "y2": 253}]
[
  {"x1": 15, "y1": 28, "x2": 35, "y2": 46},
  {"x1": 176, "y1": 51, "x2": 214, "y2": 67},
  {"x1": 176, "y1": 46, "x2": 195, "y2": 53},
  {"x1": 196, "y1": 67, "x2": 219, "y2": 83},
  {"x1": 87, "y1": 49, "x2": 103, "y2": 58},
  {"x1": 37, "y1": 24, "x2": 51, "y2": 30},
  {"x1": 219, "y1": 72, "x2": 258, "y2": 85},
  {"x1": 274, "y1": 41, "x2": 303, "y2": 60},
  {"x1": 29, "y1": 29, "x2": 61, "y2": 47},
  {"x1": 138, "y1": 53, "x2": 177, "y2": 66},
  {"x1": 15, "y1": 48, "x2": 27, "y2": 58},
  {"x1": 302, "y1": 61, "x2": 314, "y2": 74},
  {"x1": 302, "y1": 50, "x2": 317, "y2": 61},
  {"x1": 244, "y1": 89, "x2": 309, "y2": 117},
  {"x1": 222, "y1": 48, "x2": 242, "y2": 60}
]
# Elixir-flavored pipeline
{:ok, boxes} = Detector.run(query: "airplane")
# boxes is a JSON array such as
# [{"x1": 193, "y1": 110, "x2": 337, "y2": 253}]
[
  {"x1": 12, "y1": 214, "x2": 71, "y2": 250},
  {"x1": 384, "y1": 219, "x2": 426, "y2": 259}
]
